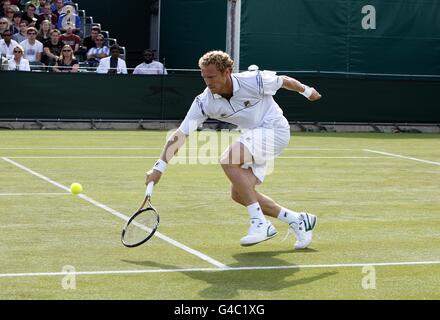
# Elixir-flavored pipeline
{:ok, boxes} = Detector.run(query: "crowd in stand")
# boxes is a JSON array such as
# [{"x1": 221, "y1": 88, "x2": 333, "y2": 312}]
[{"x1": 0, "y1": 0, "x2": 167, "y2": 74}]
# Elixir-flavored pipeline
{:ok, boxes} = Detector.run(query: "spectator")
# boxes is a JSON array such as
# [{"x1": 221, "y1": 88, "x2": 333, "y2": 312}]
[
  {"x1": 0, "y1": 17, "x2": 9, "y2": 38},
  {"x1": 35, "y1": 0, "x2": 49, "y2": 15},
  {"x1": 9, "y1": 11, "x2": 21, "y2": 35},
  {"x1": 0, "y1": 29, "x2": 18, "y2": 59},
  {"x1": 51, "y1": 0, "x2": 65, "y2": 22},
  {"x1": 20, "y1": 26, "x2": 43, "y2": 62},
  {"x1": 133, "y1": 49, "x2": 167, "y2": 75},
  {"x1": 37, "y1": 19, "x2": 51, "y2": 42},
  {"x1": 86, "y1": 33, "x2": 109, "y2": 70},
  {"x1": 7, "y1": 44, "x2": 30, "y2": 71},
  {"x1": 0, "y1": 0, "x2": 11, "y2": 18},
  {"x1": 42, "y1": 28, "x2": 62, "y2": 67},
  {"x1": 59, "y1": 23, "x2": 79, "y2": 52},
  {"x1": 96, "y1": 44, "x2": 127, "y2": 74},
  {"x1": 51, "y1": 0, "x2": 73, "y2": 13},
  {"x1": 57, "y1": 4, "x2": 80, "y2": 35},
  {"x1": 53, "y1": 44, "x2": 78, "y2": 72},
  {"x1": 37, "y1": 2, "x2": 57, "y2": 28},
  {"x1": 21, "y1": 3, "x2": 38, "y2": 28},
  {"x1": 3, "y1": 5, "x2": 15, "y2": 24},
  {"x1": 12, "y1": 20, "x2": 27, "y2": 43},
  {"x1": 82, "y1": 25, "x2": 100, "y2": 51},
  {"x1": 77, "y1": 25, "x2": 99, "y2": 61}
]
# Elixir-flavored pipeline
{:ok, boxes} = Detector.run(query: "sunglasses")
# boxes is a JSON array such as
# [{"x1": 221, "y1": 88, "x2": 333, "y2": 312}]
[
  {"x1": 63, "y1": 49, "x2": 72, "y2": 52},
  {"x1": 0, "y1": 22, "x2": 7, "y2": 24},
  {"x1": 14, "y1": 50, "x2": 23, "y2": 53},
  {"x1": 96, "y1": 39, "x2": 104, "y2": 41}
]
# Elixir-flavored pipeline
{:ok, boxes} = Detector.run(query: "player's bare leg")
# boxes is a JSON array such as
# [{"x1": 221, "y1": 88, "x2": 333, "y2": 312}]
[
  {"x1": 221, "y1": 142, "x2": 317, "y2": 249},
  {"x1": 220, "y1": 142, "x2": 258, "y2": 206},
  {"x1": 220, "y1": 142, "x2": 278, "y2": 246}
]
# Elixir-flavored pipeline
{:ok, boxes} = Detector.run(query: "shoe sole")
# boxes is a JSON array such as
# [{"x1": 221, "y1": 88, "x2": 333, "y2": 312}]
[{"x1": 240, "y1": 232, "x2": 278, "y2": 247}]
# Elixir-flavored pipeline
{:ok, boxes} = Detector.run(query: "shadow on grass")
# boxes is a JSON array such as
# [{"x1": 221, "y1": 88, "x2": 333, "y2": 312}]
[{"x1": 122, "y1": 249, "x2": 337, "y2": 299}]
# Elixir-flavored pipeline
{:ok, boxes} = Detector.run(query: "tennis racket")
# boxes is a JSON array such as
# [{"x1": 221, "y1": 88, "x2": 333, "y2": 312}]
[{"x1": 121, "y1": 182, "x2": 160, "y2": 248}]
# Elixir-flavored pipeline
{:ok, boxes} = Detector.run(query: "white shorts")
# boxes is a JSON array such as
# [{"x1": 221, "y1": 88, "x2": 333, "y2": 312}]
[{"x1": 238, "y1": 125, "x2": 290, "y2": 183}]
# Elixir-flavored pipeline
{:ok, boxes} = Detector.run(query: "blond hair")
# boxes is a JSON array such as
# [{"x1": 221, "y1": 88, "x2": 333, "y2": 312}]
[
  {"x1": 198, "y1": 50, "x2": 234, "y2": 72},
  {"x1": 59, "y1": 45, "x2": 76, "y2": 60}
]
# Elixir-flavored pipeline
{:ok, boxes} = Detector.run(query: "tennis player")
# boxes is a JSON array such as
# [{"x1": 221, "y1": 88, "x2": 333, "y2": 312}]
[{"x1": 146, "y1": 50, "x2": 322, "y2": 249}]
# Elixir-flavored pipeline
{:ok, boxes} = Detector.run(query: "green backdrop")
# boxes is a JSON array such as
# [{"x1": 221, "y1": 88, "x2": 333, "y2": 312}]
[
  {"x1": 0, "y1": 71, "x2": 438, "y2": 123},
  {"x1": 240, "y1": 0, "x2": 440, "y2": 75},
  {"x1": 159, "y1": 0, "x2": 228, "y2": 69}
]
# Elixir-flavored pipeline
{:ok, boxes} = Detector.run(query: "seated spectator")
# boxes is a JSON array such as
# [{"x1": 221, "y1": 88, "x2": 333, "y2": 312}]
[
  {"x1": 9, "y1": 11, "x2": 22, "y2": 35},
  {"x1": 0, "y1": 0, "x2": 11, "y2": 18},
  {"x1": 51, "y1": 0, "x2": 65, "y2": 22},
  {"x1": 12, "y1": 20, "x2": 27, "y2": 43},
  {"x1": 37, "y1": 2, "x2": 57, "y2": 28},
  {"x1": 82, "y1": 25, "x2": 100, "y2": 52},
  {"x1": 37, "y1": 19, "x2": 51, "y2": 43},
  {"x1": 35, "y1": 0, "x2": 49, "y2": 15},
  {"x1": 96, "y1": 44, "x2": 127, "y2": 74},
  {"x1": 7, "y1": 44, "x2": 30, "y2": 71},
  {"x1": 21, "y1": 3, "x2": 38, "y2": 28},
  {"x1": 20, "y1": 26, "x2": 43, "y2": 62},
  {"x1": 86, "y1": 34, "x2": 109, "y2": 70},
  {"x1": 51, "y1": 0, "x2": 73, "y2": 15},
  {"x1": 59, "y1": 23, "x2": 79, "y2": 52},
  {"x1": 3, "y1": 5, "x2": 15, "y2": 24},
  {"x1": 0, "y1": 29, "x2": 18, "y2": 59},
  {"x1": 53, "y1": 43, "x2": 78, "y2": 72},
  {"x1": 133, "y1": 49, "x2": 168, "y2": 75},
  {"x1": 77, "y1": 25, "x2": 99, "y2": 61},
  {"x1": 57, "y1": 4, "x2": 80, "y2": 35},
  {"x1": 0, "y1": 18, "x2": 10, "y2": 38},
  {"x1": 42, "y1": 28, "x2": 62, "y2": 67}
]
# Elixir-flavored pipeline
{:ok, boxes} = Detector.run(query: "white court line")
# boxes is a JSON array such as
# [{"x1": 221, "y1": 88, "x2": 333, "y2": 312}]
[
  {"x1": 4, "y1": 156, "x2": 391, "y2": 160},
  {"x1": 364, "y1": 149, "x2": 440, "y2": 166},
  {"x1": 1, "y1": 260, "x2": 440, "y2": 278},
  {"x1": 0, "y1": 193, "x2": 69, "y2": 196},
  {"x1": 1, "y1": 157, "x2": 226, "y2": 269},
  {"x1": 0, "y1": 147, "x2": 358, "y2": 151}
]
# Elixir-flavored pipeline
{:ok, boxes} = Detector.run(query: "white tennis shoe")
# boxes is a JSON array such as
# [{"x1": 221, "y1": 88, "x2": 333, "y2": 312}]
[
  {"x1": 240, "y1": 218, "x2": 278, "y2": 247},
  {"x1": 289, "y1": 212, "x2": 317, "y2": 249}
]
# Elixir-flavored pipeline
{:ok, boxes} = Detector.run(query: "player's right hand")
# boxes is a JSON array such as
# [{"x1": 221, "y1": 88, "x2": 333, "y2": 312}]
[
  {"x1": 308, "y1": 88, "x2": 322, "y2": 101},
  {"x1": 146, "y1": 169, "x2": 162, "y2": 186}
]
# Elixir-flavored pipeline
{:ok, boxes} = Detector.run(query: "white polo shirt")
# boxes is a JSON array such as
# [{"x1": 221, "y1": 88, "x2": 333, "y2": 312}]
[
  {"x1": 133, "y1": 61, "x2": 167, "y2": 75},
  {"x1": 0, "y1": 39, "x2": 19, "y2": 59},
  {"x1": 179, "y1": 70, "x2": 289, "y2": 135}
]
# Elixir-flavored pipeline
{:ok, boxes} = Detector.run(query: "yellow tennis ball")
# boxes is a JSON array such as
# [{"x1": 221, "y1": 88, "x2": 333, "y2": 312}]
[{"x1": 70, "y1": 183, "x2": 83, "y2": 195}]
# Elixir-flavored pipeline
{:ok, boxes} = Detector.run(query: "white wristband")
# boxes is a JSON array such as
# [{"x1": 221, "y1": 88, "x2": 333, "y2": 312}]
[
  {"x1": 153, "y1": 159, "x2": 167, "y2": 173},
  {"x1": 300, "y1": 84, "x2": 313, "y2": 99}
]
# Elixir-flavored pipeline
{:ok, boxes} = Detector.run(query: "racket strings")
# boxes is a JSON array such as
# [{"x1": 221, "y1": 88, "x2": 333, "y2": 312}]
[{"x1": 123, "y1": 209, "x2": 158, "y2": 246}]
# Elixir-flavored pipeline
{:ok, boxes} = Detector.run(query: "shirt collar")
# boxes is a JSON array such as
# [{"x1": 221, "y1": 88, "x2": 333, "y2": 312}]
[{"x1": 213, "y1": 75, "x2": 239, "y2": 99}]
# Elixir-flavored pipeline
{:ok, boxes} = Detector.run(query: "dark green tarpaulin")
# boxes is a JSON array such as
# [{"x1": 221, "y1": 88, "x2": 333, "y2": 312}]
[{"x1": 1, "y1": 71, "x2": 438, "y2": 123}]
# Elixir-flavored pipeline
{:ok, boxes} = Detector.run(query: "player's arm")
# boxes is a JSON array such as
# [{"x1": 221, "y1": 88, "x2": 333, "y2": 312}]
[
  {"x1": 145, "y1": 95, "x2": 208, "y2": 186},
  {"x1": 145, "y1": 129, "x2": 188, "y2": 185},
  {"x1": 281, "y1": 76, "x2": 322, "y2": 101}
]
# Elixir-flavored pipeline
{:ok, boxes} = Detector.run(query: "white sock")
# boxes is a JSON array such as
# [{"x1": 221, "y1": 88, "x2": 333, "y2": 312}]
[
  {"x1": 247, "y1": 203, "x2": 266, "y2": 222},
  {"x1": 278, "y1": 208, "x2": 301, "y2": 224}
]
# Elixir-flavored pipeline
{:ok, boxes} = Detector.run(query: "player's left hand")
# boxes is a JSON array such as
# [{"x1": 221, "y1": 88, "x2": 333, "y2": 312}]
[{"x1": 308, "y1": 88, "x2": 322, "y2": 101}]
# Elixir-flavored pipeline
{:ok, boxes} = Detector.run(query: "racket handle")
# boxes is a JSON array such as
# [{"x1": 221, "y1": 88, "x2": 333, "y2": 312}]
[{"x1": 146, "y1": 181, "x2": 154, "y2": 198}]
